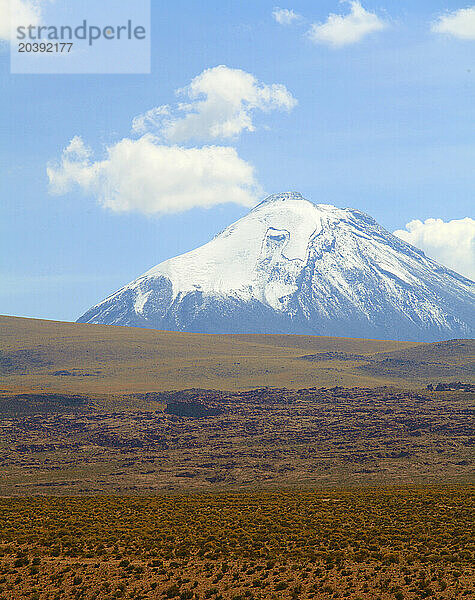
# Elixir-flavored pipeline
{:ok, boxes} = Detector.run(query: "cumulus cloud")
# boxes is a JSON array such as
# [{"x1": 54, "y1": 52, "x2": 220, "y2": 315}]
[
  {"x1": 272, "y1": 7, "x2": 301, "y2": 25},
  {"x1": 307, "y1": 1, "x2": 387, "y2": 47},
  {"x1": 49, "y1": 66, "x2": 298, "y2": 215},
  {"x1": 132, "y1": 65, "x2": 297, "y2": 142},
  {"x1": 394, "y1": 217, "x2": 475, "y2": 280},
  {"x1": 47, "y1": 135, "x2": 262, "y2": 215},
  {"x1": 0, "y1": 0, "x2": 42, "y2": 41},
  {"x1": 431, "y1": 6, "x2": 475, "y2": 40}
]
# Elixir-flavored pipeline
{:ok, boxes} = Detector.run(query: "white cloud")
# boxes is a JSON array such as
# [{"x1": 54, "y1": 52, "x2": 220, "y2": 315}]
[
  {"x1": 131, "y1": 105, "x2": 170, "y2": 136},
  {"x1": 132, "y1": 65, "x2": 297, "y2": 142},
  {"x1": 272, "y1": 7, "x2": 301, "y2": 25},
  {"x1": 307, "y1": 1, "x2": 387, "y2": 47},
  {"x1": 49, "y1": 66, "x2": 298, "y2": 215},
  {"x1": 0, "y1": 0, "x2": 42, "y2": 41},
  {"x1": 394, "y1": 217, "x2": 475, "y2": 280},
  {"x1": 432, "y1": 6, "x2": 475, "y2": 40},
  {"x1": 47, "y1": 135, "x2": 262, "y2": 215}
]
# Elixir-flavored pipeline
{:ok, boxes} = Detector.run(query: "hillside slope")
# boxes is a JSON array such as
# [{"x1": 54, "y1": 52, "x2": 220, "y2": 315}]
[{"x1": 1, "y1": 316, "x2": 473, "y2": 394}]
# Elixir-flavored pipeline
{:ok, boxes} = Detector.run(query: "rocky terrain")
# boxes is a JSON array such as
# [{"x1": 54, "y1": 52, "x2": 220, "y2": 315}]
[{"x1": 1, "y1": 386, "x2": 473, "y2": 495}]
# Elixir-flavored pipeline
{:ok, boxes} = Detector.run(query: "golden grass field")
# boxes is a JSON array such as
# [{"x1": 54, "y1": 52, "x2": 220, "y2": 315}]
[{"x1": 1, "y1": 315, "x2": 473, "y2": 394}]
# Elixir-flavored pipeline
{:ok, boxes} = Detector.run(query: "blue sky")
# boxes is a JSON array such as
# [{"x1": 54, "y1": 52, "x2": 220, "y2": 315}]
[{"x1": 1, "y1": 0, "x2": 474, "y2": 321}]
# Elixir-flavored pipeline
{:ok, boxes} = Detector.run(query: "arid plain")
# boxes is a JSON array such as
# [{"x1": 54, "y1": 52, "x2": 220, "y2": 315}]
[{"x1": 0, "y1": 315, "x2": 473, "y2": 600}]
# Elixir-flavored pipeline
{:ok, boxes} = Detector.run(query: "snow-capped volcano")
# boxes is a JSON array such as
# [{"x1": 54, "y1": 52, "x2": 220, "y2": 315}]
[{"x1": 78, "y1": 193, "x2": 474, "y2": 341}]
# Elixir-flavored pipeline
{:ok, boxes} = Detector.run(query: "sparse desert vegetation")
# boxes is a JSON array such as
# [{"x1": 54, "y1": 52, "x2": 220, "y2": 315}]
[{"x1": 0, "y1": 488, "x2": 473, "y2": 599}]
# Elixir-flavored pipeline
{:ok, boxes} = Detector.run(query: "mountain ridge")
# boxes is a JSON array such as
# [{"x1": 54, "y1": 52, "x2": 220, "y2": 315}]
[{"x1": 78, "y1": 193, "x2": 474, "y2": 341}]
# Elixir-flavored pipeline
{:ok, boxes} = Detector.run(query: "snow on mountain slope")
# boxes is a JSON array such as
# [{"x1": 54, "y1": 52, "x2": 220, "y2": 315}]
[{"x1": 78, "y1": 193, "x2": 475, "y2": 341}]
